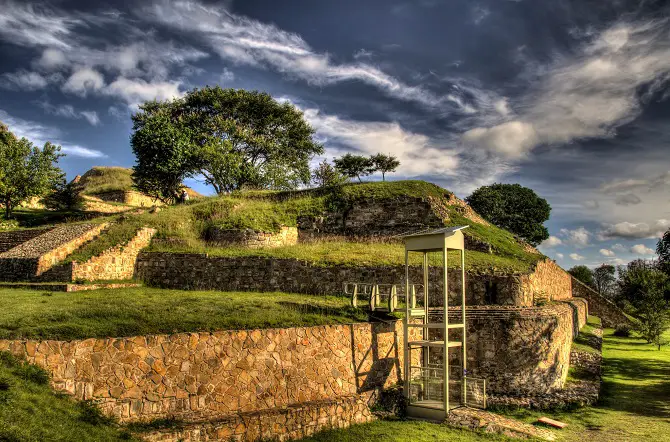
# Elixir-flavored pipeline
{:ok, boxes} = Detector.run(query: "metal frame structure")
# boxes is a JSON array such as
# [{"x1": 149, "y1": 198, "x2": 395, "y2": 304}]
[{"x1": 403, "y1": 226, "x2": 468, "y2": 421}]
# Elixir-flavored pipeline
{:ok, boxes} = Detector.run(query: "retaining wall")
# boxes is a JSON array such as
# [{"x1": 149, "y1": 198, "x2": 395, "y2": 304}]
[
  {"x1": 0, "y1": 301, "x2": 585, "y2": 427},
  {"x1": 206, "y1": 226, "x2": 298, "y2": 248},
  {"x1": 137, "y1": 254, "x2": 573, "y2": 308},
  {"x1": 570, "y1": 277, "x2": 630, "y2": 327},
  {"x1": 93, "y1": 190, "x2": 162, "y2": 208}
]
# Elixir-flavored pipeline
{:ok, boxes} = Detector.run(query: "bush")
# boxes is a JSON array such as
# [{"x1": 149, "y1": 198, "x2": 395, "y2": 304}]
[{"x1": 613, "y1": 324, "x2": 632, "y2": 337}]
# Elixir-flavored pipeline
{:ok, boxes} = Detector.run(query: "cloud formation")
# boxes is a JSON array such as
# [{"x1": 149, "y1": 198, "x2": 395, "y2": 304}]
[
  {"x1": 570, "y1": 253, "x2": 585, "y2": 261},
  {"x1": 559, "y1": 227, "x2": 591, "y2": 247},
  {"x1": 0, "y1": 70, "x2": 48, "y2": 90},
  {"x1": 599, "y1": 248, "x2": 615, "y2": 257},
  {"x1": 462, "y1": 20, "x2": 670, "y2": 158},
  {"x1": 540, "y1": 236, "x2": 562, "y2": 248},
  {"x1": 38, "y1": 101, "x2": 100, "y2": 126},
  {"x1": 630, "y1": 244, "x2": 655, "y2": 255},
  {"x1": 598, "y1": 219, "x2": 670, "y2": 240}
]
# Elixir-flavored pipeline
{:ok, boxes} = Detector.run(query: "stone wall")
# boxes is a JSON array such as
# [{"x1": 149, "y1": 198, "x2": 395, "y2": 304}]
[
  {"x1": 36, "y1": 224, "x2": 109, "y2": 275},
  {"x1": 0, "y1": 321, "x2": 411, "y2": 423},
  {"x1": 297, "y1": 196, "x2": 447, "y2": 238},
  {"x1": 520, "y1": 259, "x2": 573, "y2": 304},
  {"x1": 0, "y1": 228, "x2": 52, "y2": 253},
  {"x1": 137, "y1": 254, "x2": 575, "y2": 308},
  {"x1": 94, "y1": 190, "x2": 162, "y2": 208},
  {"x1": 70, "y1": 227, "x2": 157, "y2": 281},
  {"x1": 571, "y1": 277, "x2": 630, "y2": 327},
  {"x1": 139, "y1": 396, "x2": 372, "y2": 442},
  {"x1": 206, "y1": 226, "x2": 298, "y2": 248}
]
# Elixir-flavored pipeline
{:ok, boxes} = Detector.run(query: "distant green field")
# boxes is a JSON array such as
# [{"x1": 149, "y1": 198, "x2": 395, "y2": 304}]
[{"x1": 0, "y1": 287, "x2": 367, "y2": 340}]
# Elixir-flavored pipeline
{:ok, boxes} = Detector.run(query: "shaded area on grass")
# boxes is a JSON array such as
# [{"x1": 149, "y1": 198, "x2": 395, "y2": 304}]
[
  {"x1": 0, "y1": 287, "x2": 368, "y2": 341},
  {"x1": 0, "y1": 351, "x2": 136, "y2": 441}
]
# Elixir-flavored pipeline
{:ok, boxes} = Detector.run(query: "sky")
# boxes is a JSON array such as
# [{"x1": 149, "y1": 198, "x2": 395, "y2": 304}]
[{"x1": 0, "y1": 0, "x2": 669, "y2": 269}]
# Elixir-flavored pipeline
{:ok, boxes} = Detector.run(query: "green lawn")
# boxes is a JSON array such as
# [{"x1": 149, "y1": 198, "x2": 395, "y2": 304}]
[
  {"x1": 0, "y1": 351, "x2": 137, "y2": 441},
  {"x1": 0, "y1": 287, "x2": 367, "y2": 340}
]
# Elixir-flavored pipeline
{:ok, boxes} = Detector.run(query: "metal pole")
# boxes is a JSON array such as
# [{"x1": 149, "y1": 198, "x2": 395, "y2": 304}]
[
  {"x1": 404, "y1": 250, "x2": 410, "y2": 400},
  {"x1": 461, "y1": 248, "x2": 467, "y2": 407},
  {"x1": 423, "y1": 252, "x2": 429, "y2": 399},
  {"x1": 444, "y1": 244, "x2": 449, "y2": 415}
]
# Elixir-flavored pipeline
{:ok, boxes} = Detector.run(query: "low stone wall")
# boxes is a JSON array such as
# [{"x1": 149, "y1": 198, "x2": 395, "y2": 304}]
[
  {"x1": 94, "y1": 190, "x2": 161, "y2": 208},
  {"x1": 137, "y1": 254, "x2": 575, "y2": 308},
  {"x1": 139, "y1": 396, "x2": 372, "y2": 442},
  {"x1": 520, "y1": 259, "x2": 572, "y2": 303},
  {"x1": 0, "y1": 228, "x2": 52, "y2": 253},
  {"x1": 297, "y1": 196, "x2": 447, "y2": 238},
  {"x1": 206, "y1": 226, "x2": 298, "y2": 248},
  {"x1": 36, "y1": 224, "x2": 108, "y2": 275},
  {"x1": 70, "y1": 227, "x2": 157, "y2": 281},
  {"x1": 571, "y1": 277, "x2": 630, "y2": 327},
  {"x1": 0, "y1": 321, "x2": 410, "y2": 423}
]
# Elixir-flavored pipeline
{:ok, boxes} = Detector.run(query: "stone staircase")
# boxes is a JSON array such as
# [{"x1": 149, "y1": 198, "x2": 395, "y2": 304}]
[{"x1": 0, "y1": 223, "x2": 107, "y2": 281}]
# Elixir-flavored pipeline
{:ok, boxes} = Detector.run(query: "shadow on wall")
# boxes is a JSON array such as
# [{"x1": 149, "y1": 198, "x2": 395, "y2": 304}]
[{"x1": 349, "y1": 320, "x2": 402, "y2": 397}]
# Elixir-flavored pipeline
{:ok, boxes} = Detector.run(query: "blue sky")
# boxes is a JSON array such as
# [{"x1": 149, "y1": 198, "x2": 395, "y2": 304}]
[{"x1": 0, "y1": 0, "x2": 669, "y2": 269}]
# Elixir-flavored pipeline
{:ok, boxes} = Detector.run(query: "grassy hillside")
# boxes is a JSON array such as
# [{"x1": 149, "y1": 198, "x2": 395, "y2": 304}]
[
  {"x1": 59, "y1": 180, "x2": 543, "y2": 272},
  {"x1": 78, "y1": 167, "x2": 135, "y2": 195}
]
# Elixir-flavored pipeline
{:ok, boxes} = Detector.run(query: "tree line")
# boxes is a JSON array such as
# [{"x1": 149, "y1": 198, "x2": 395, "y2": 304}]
[{"x1": 569, "y1": 232, "x2": 670, "y2": 350}]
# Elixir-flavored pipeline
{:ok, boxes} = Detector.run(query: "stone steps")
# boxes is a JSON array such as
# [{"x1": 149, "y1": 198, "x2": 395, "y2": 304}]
[
  {"x1": 448, "y1": 407, "x2": 556, "y2": 441},
  {"x1": 0, "y1": 223, "x2": 108, "y2": 281}
]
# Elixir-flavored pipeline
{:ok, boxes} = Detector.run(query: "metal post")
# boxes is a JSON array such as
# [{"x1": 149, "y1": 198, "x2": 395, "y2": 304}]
[
  {"x1": 404, "y1": 250, "x2": 410, "y2": 400},
  {"x1": 423, "y1": 252, "x2": 429, "y2": 399},
  {"x1": 461, "y1": 249, "x2": 467, "y2": 407},
  {"x1": 444, "y1": 244, "x2": 449, "y2": 414}
]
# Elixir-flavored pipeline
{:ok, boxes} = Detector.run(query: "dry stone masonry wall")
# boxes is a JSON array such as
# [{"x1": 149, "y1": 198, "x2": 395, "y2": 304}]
[
  {"x1": 0, "y1": 228, "x2": 52, "y2": 253},
  {"x1": 0, "y1": 321, "x2": 410, "y2": 423},
  {"x1": 206, "y1": 226, "x2": 298, "y2": 248},
  {"x1": 70, "y1": 227, "x2": 157, "y2": 281},
  {"x1": 137, "y1": 253, "x2": 569, "y2": 308},
  {"x1": 520, "y1": 259, "x2": 573, "y2": 304},
  {"x1": 571, "y1": 277, "x2": 630, "y2": 327},
  {"x1": 94, "y1": 190, "x2": 162, "y2": 207}
]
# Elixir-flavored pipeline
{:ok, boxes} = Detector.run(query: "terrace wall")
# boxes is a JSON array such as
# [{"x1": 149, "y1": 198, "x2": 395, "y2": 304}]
[
  {"x1": 93, "y1": 190, "x2": 162, "y2": 208},
  {"x1": 0, "y1": 228, "x2": 52, "y2": 253},
  {"x1": 206, "y1": 226, "x2": 298, "y2": 248},
  {"x1": 137, "y1": 253, "x2": 573, "y2": 308},
  {"x1": 571, "y1": 277, "x2": 631, "y2": 327},
  {"x1": 0, "y1": 301, "x2": 585, "y2": 428}
]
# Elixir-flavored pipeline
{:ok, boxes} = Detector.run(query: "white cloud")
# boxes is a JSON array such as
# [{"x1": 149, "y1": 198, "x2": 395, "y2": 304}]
[
  {"x1": 62, "y1": 68, "x2": 105, "y2": 96},
  {"x1": 35, "y1": 48, "x2": 68, "y2": 69},
  {"x1": 598, "y1": 219, "x2": 670, "y2": 240},
  {"x1": 602, "y1": 171, "x2": 670, "y2": 194},
  {"x1": 0, "y1": 1, "x2": 79, "y2": 49},
  {"x1": 142, "y1": 0, "x2": 483, "y2": 113},
  {"x1": 220, "y1": 68, "x2": 235, "y2": 82},
  {"x1": 60, "y1": 145, "x2": 107, "y2": 158},
  {"x1": 570, "y1": 253, "x2": 585, "y2": 261},
  {"x1": 0, "y1": 108, "x2": 106, "y2": 158},
  {"x1": 38, "y1": 101, "x2": 100, "y2": 126},
  {"x1": 0, "y1": 70, "x2": 48, "y2": 90},
  {"x1": 599, "y1": 248, "x2": 615, "y2": 257},
  {"x1": 461, "y1": 20, "x2": 670, "y2": 157},
  {"x1": 582, "y1": 199, "x2": 599, "y2": 209},
  {"x1": 630, "y1": 244, "x2": 655, "y2": 256},
  {"x1": 103, "y1": 77, "x2": 183, "y2": 107},
  {"x1": 353, "y1": 49, "x2": 373, "y2": 60},
  {"x1": 540, "y1": 236, "x2": 562, "y2": 248},
  {"x1": 614, "y1": 193, "x2": 642, "y2": 206},
  {"x1": 559, "y1": 227, "x2": 591, "y2": 247},
  {"x1": 302, "y1": 107, "x2": 458, "y2": 177},
  {"x1": 612, "y1": 243, "x2": 627, "y2": 252},
  {"x1": 472, "y1": 6, "x2": 490, "y2": 25},
  {"x1": 462, "y1": 121, "x2": 538, "y2": 158},
  {"x1": 556, "y1": 253, "x2": 564, "y2": 259}
]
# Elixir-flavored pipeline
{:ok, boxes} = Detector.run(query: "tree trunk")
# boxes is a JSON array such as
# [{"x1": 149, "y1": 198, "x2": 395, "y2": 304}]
[
  {"x1": 382, "y1": 171, "x2": 386, "y2": 181},
  {"x1": 4, "y1": 199, "x2": 11, "y2": 219}
]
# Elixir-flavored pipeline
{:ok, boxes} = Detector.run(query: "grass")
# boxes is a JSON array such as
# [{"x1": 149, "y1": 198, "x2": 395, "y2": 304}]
[
  {"x1": 78, "y1": 167, "x2": 135, "y2": 195},
  {"x1": 0, "y1": 351, "x2": 137, "y2": 441},
  {"x1": 0, "y1": 287, "x2": 368, "y2": 340},
  {"x1": 147, "y1": 241, "x2": 536, "y2": 273},
  {"x1": 298, "y1": 419, "x2": 514, "y2": 442},
  {"x1": 500, "y1": 325, "x2": 670, "y2": 442},
  {"x1": 571, "y1": 315, "x2": 602, "y2": 355},
  {"x1": 64, "y1": 219, "x2": 142, "y2": 264}
]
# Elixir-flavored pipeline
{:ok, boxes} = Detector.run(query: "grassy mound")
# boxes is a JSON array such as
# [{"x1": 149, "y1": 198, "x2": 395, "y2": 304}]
[
  {"x1": 50, "y1": 180, "x2": 542, "y2": 272},
  {"x1": 0, "y1": 288, "x2": 367, "y2": 340},
  {"x1": 79, "y1": 167, "x2": 135, "y2": 195}
]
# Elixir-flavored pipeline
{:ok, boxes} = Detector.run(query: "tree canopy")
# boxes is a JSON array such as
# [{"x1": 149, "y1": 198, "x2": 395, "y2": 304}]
[
  {"x1": 0, "y1": 122, "x2": 64, "y2": 218},
  {"x1": 593, "y1": 264, "x2": 617, "y2": 298},
  {"x1": 465, "y1": 183, "x2": 551, "y2": 246},
  {"x1": 370, "y1": 153, "x2": 400, "y2": 181},
  {"x1": 131, "y1": 87, "x2": 323, "y2": 201},
  {"x1": 569, "y1": 265, "x2": 595, "y2": 287},
  {"x1": 658, "y1": 229, "x2": 670, "y2": 275},
  {"x1": 333, "y1": 154, "x2": 375, "y2": 182}
]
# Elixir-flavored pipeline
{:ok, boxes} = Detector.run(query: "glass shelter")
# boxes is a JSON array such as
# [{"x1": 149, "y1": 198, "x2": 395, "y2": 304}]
[{"x1": 403, "y1": 226, "x2": 468, "y2": 420}]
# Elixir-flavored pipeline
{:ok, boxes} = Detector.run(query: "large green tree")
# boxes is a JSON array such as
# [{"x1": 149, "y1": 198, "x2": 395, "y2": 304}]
[
  {"x1": 0, "y1": 122, "x2": 64, "y2": 218},
  {"x1": 333, "y1": 154, "x2": 375, "y2": 182},
  {"x1": 370, "y1": 153, "x2": 400, "y2": 181},
  {"x1": 465, "y1": 183, "x2": 551, "y2": 246},
  {"x1": 569, "y1": 265, "x2": 595, "y2": 287},
  {"x1": 658, "y1": 229, "x2": 670, "y2": 275},
  {"x1": 593, "y1": 264, "x2": 617, "y2": 298},
  {"x1": 131, "y1": 87, "x2": 322, "y2": 198}
]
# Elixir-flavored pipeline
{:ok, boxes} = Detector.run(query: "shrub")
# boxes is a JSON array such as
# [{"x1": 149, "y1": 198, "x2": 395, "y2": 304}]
[{"x1": 613, "y1": 323, "x2": 632, "y2": 337}]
